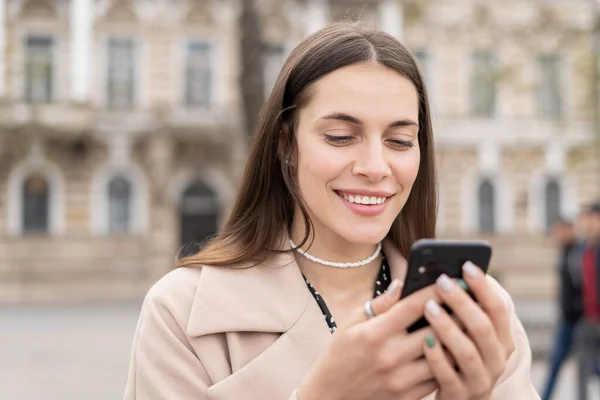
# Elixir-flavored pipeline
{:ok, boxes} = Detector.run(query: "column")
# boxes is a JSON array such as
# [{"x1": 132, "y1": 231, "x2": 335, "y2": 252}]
[
  {"x1": 305, "y1": 0, "x2": 330, "y2": 36},
  {"x1": 109, "y1": 134, "x2": 132, "y2": 166},
  {"x1": 0, "y1": 0, "x2": 6, "y2": 98},
  {"x1": 378, "y1": 0, "x2": 403, "y2": 41},
  {"x1": 478, "y1": 141, "x2": 499, "y2": 172},
  {"x1": 70, "y1": 0, "x2": 92, "y2": 102},
  {"x1": 545, "y1": 142, "x2": 565, "y2": 173}
]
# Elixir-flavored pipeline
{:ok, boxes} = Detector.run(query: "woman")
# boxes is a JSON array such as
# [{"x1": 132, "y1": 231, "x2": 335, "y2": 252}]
[{"x1": 124, "y1": 22, "x2": 539, "y2": 400}]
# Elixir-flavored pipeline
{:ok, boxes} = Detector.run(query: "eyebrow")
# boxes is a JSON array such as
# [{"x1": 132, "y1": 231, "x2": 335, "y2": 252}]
[{"x1": 320, "y1": 112, "x2": 419, "y2": 129}]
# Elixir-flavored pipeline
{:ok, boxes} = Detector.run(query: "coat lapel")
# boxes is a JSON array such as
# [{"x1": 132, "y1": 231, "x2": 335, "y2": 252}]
[
  {"x1": 187, "y1": 244, "x2": 332, "y2": 399},
  {"x1": 187, "y1": 249, "x2": 311, "y2": 336},
  {"x1": 206, "y1": 298, "x2": 332, "y2": 400}
]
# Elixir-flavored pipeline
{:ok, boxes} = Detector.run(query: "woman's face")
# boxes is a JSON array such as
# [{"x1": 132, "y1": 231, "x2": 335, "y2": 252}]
[{"x1": 294, "y1": 62, "x2": 421, "y2": 245}]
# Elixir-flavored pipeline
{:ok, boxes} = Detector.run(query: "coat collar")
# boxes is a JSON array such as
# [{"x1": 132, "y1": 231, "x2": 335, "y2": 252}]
[{"x1": 187, "y1": 237, "x2": 409, "y2": 337}]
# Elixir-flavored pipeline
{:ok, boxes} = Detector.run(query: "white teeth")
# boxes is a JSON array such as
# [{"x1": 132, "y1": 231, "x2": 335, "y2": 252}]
[{"x1": 342, "y1": 194, "x2": 388, "y2": 205}]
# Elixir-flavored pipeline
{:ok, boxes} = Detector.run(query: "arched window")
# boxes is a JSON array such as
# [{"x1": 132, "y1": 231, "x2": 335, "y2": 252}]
[
  {"x1": 22, "y1": 173, "x2": 50, "y2": 234},
  {"x1": 478, "y1": 178, "x2": 495, "y2": 233},
  {"x1": 108, "y1": 176, "x2": 132, "y2": 234},
  {"x1": 179, "y1": 180, "x2": 219, "y2": 257},
  {"x1": 544, "y1": 178, "x2": 561, "y2": 230}
]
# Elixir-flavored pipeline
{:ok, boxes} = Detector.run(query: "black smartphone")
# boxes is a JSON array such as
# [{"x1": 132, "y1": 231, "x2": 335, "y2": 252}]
[{"x1": 400, "y1": 239, "x2": 492, "y2": 333}]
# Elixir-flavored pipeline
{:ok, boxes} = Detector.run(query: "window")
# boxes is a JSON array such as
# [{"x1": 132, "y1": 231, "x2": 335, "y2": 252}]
[
  {"x1": 414, "y1": 49, "x2": 429, "y2": 86},
  {"x1": 108, "y1": 176, "x2": 132, "y2": 234},
  {"x1": 544, "y1": 178, "x2": 561, "y2": 230},
  {"x1": 264, "y1": 43, "x2": 285, "y2": 97},
  {"x1": 22, "y1": 174, "x2": 49, "y2": 234},
  {"x1": 25, "y1": 36, "x2": 53, "y2": 103},
  {"x1": 107, "y1": 38, "x2": 135, "y2": 110},
  {"x1": 91, "y1": 166, "x2": 148, "y2": 236},
  {"x1": 537, "y1": 54, "x2": 562, "y2": 118},
  {"x1": 477, "y1": 178, "x2": 495, "y2": 233},
  {"x1": 470, "y1": 51, "x2": 496, "y2": 117},
  {"x1": 185, "y1": 41, "x2": 211, "y2": 108}
]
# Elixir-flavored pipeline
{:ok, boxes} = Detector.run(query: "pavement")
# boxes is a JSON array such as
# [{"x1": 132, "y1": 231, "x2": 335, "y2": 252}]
[
  {"x1": 0, "y1": 303, "x2": 141, "y2": 400},
  {"x1": 0, "y1": 302, "x2": 598, "y2": 400}
]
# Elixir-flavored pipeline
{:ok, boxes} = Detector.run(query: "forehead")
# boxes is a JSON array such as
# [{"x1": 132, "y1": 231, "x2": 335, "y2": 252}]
[{"x1": 303, "y1": 62, "x2": 419, "y2": 119}]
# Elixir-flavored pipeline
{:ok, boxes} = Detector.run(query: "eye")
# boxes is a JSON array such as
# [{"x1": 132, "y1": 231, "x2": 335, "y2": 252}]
[
  {"x1": 388, "y1": 139, "x2": 415, "y2": 150},
  {"x1": 324, "y1": 134, "x2": 354, "y2": 146}
]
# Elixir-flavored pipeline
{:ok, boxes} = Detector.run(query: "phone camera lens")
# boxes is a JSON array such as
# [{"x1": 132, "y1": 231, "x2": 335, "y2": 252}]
[{"x1": 423, "y1": 249, "x2": 433, "y2": 257}]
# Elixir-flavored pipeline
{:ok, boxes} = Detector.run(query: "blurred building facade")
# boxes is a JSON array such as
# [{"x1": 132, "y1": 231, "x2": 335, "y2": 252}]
[{"x1": 0, "y1": 0, "x2": 599, "y2": 304}]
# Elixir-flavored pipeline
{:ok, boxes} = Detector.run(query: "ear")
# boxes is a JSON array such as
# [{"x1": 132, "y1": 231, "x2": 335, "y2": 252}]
[
  {"x1": 277, "y1": 128, "x2": 287, "y2": 164},
  {"x1": 278, "y1": 124, "x2": 297, "y2": 167}
]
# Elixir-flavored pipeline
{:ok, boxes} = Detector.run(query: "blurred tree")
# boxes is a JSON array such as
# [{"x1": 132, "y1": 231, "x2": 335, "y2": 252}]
[{"x1": 240, "y1": 0, "x2": 265, "y2": 140}]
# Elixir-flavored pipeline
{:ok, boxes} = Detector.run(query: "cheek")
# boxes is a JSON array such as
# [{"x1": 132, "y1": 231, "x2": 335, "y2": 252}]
[
  {"x1": 391, "y1": 151, "x2": 421, "y2": 186},
  {"x1": 298, "y1": 148, "x2": 347, "y2": 186}
]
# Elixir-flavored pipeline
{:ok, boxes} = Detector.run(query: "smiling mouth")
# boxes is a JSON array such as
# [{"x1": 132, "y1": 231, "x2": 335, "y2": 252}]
[{"x1": 335, "y1": 191, "x2": 392, "y2": 205}]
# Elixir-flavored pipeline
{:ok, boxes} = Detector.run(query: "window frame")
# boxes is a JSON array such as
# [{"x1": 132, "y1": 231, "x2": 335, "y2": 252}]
[
  {"x1": 23, "y1": 34, "x2": 55, "y2": 104},
  {"x1": 470, "y1": 50, "x2": 497, "y2": 118},
  {"x1": 106, "y1": 36, "x2": 137, "y2": 111},
  {"x1": 183, "y1": 39, "x2": 213, "y2": 109},
  {"x1": 7, "y1": 160, "x2": 65, "y2": 237},
  {"x1": 536, "y1": 53, "x2": 563, "y2": 119},
  {"x1": 90, "y1": 165, "x2": 148, "y2": 236}
]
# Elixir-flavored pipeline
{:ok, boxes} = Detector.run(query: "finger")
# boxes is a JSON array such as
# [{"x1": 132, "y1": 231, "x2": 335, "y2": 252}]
[
  {"x1": 387, "y1": 358, "x2": 435, "y2": 394},
  {"x1": 422, "y1": 333, "x2": 465, "y2": 398},
  {"x1": 398, "y1": 379, "x2": 439, "y2": 400},
  {"x1": 344, "y1": 279, "x2": 403, "y2": 327},
  {"x1": 373, "y1": 283, "x2": 442, "y2": 335},
  {"x1": 461, "y1": 262, "x2": 513, "y2": 353},
  {"x1": 434, "y1": 274, "x2": 505, "y2": 372},
  {"x1": 381, "y1": 326, "x2": 436, "y2": 363},
  {"x1": 423, "y1": 299, "x2": 492, "y2": 394}
]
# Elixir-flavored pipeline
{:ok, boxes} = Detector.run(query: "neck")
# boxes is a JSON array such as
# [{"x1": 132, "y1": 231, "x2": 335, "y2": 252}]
[{"x1": 289, "y1": 221, "x2": 382, "y2": 296}]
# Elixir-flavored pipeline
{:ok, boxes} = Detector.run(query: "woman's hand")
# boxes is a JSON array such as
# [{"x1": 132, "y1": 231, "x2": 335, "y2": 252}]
[
  {"x1": 422, "y1": 262, "x2": 515, "y2": 400},
  {"x1": 298, "y1": 279, "x2": 442, "y2": 400}
]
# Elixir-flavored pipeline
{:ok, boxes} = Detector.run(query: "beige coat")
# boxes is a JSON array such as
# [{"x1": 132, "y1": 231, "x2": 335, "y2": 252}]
[{"x1": 124, "y1": 240, "x2": 540, "y2": 400}]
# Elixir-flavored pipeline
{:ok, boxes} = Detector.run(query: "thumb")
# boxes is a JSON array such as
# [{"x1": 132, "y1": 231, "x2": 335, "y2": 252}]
[{"x1": 344, "y1": 279, "x2": 404, "y2": 328}]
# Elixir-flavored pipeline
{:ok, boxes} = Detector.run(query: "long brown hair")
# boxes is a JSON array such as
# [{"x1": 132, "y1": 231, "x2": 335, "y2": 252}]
[{"x1": 177, "y1": 21, "x2": 437, "y2": 269}]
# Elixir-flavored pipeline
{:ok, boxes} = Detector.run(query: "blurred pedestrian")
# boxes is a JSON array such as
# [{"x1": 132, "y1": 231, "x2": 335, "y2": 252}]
[
  {"x1": 541, "y1": 217, "x2": 585, "y2": 400},
  {"x1": 577, "y1": 202, "x2": 600, "y2": 400}
]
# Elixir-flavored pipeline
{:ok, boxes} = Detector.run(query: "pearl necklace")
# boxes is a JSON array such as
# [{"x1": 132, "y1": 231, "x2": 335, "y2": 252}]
[{"x1": 289, "y1": 239, "x2": 382, "y2": 268}]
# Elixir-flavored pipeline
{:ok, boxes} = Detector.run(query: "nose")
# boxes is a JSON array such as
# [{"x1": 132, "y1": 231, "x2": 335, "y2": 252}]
[{"x1": 351, "y1": 140, "x2": 391, "y2": 182}]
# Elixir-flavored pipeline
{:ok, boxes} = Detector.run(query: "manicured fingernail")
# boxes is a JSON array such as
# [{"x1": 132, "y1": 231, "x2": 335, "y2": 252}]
[
  {"x1": 425, "y1": 334, "x2": 436, "y2": 348},
  {"x1": 436, "y1": 274, "x2": 453, "y2": 292},
  {"x1": 463, "y1": 261, "x2": 479, "y2": 278},
  {"x1": 425, "y1": 299, "x2": 442, "y2": 316},
  {"x1": 386, "y1": 279, "x2": 402, "y2": 297},
  {"x1": 457, "y1": 279, "x2": 468, "y2": 291}
]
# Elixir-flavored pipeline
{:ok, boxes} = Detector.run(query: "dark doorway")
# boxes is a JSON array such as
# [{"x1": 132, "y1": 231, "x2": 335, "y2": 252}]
[
  {"x1": 544, "y1": 178, "x2": 561, "y2": 231},
  {"x1": 22, "y1": 173, "x2": 50, "y2": 234},
  {"x1": 477, "y1": 178, "x2": 496, "y2": 234},
  {"x1": 179, "y1": 180, "x2": 219, "y2": 258}
]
